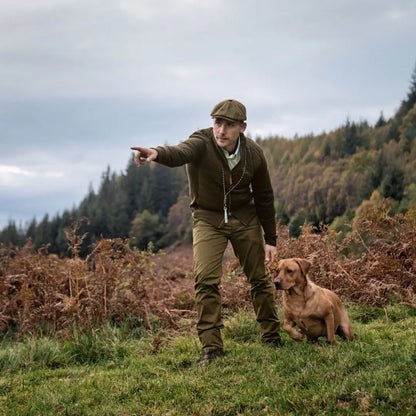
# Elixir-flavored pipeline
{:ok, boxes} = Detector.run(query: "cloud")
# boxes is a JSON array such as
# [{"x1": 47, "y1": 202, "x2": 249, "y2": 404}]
[
  {"x1": 0, "y1": 0, "x2": 415, "y2": 230},
  {"x1": 0, "y1": 165, "x2": 36, "y2": 186},
  {"x1": 0, "y1": 164, "x2": 63, "y2": 187},
  {"x1": 117, "y1": 0, "x2": 222, "y2": 20}
]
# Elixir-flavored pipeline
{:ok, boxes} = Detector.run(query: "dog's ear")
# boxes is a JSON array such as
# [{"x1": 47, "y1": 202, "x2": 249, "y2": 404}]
[{"x1": 294, "y1": 258, "x2": 311, "y2": 276}]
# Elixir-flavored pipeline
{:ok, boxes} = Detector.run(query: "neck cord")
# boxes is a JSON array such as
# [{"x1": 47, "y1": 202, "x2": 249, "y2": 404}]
[{"x1": 221, "y1": 148, "x2": 246, "y2": 224}]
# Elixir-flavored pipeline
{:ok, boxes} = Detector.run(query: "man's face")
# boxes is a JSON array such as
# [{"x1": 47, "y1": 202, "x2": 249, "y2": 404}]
[{"x1": 212, "y1": 118, "x2": 246, "y2": 153}]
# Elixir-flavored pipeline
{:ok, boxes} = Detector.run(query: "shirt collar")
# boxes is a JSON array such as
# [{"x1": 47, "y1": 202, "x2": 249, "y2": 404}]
[{"x1": 222, "y1": 137, "x2": 240, "y2": 159}]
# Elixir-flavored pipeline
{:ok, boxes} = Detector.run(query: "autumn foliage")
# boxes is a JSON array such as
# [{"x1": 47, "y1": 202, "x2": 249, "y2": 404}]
[{"x1": 1, "y1": 203, "x2": 415, "y2": 337}]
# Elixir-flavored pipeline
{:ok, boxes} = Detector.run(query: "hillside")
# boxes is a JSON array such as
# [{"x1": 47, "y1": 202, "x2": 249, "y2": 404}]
[{"x1": 1, "y1": 65, "x2": 415, "y2": 255}]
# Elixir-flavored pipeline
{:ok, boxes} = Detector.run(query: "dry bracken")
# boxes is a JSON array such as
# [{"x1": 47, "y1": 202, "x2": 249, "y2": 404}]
[{"x1": 0, "y1": 204, "x2": 415, "y2": 336}]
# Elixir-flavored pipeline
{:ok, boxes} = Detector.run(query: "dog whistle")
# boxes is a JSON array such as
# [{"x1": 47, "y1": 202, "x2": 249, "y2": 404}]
[{"x1": 224, "y1": 207, "x2": 228, "y2": 224}]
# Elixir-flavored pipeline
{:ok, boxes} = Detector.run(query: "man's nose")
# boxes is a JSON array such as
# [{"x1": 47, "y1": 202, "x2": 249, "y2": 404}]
[{"x1": 218, "y1": 124, "x2": 226, "y2": 134}]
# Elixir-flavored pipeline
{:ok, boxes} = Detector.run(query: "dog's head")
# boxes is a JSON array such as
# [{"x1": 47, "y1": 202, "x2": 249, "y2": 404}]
[{"x1": 272, "y1": 258, "x2": 311, "y2": 290}]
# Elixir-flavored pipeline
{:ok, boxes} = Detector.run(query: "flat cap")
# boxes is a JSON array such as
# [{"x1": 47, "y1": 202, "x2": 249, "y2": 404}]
[{"x1": 210, "y1": 99, "x2": 247, "y2": 122}]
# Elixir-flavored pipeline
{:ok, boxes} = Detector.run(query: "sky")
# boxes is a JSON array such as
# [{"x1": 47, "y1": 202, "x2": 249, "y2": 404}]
[{"x1": 1, "y1": 0, "x2": 416, "y2": 230}]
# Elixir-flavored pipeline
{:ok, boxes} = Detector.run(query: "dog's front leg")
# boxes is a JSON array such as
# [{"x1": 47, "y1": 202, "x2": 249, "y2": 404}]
[
  {"x1": 283, "y1": 317, "x2": 303, "y2": 341},
  {"x1": 324, "y1": 311, "x2": 337, "y2": 343}
]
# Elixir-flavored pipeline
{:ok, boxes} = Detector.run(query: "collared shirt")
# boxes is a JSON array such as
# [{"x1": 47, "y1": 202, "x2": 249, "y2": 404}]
[{"x1": 222, "y1": 138, "x2": 241, "y2": 170}]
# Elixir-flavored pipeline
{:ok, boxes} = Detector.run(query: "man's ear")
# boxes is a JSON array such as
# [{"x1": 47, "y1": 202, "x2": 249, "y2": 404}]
[
  {"x1": 240, "y1": 122, "x2": 247, "y2": 133},
  {"x1": 294, "y1": 258, "x2": 311, "y2": 276}
]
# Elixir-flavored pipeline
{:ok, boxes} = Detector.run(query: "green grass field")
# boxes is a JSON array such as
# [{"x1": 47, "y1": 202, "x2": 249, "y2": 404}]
[{"x1": 1, "y1": 304, "x2": 415, "y2": 415}]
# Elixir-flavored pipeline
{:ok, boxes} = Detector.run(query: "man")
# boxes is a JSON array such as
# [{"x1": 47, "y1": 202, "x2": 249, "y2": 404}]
[{"x1": 131, "y1": 99, "x2": 281, "y2": 365}]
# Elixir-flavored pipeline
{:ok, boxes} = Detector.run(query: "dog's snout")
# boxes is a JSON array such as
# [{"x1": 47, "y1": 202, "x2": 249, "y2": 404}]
[{"x1": 274, "y1": 280, "x2": 282, "y2": 290}]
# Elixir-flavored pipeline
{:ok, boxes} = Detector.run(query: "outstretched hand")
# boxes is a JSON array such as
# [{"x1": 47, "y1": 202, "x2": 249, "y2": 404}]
[{"x1": 130, "y1": 147, "x2": 158, "y2": 167}]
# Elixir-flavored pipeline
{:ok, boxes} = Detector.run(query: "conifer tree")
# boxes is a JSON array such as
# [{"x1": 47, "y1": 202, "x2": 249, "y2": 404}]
[
  {"x1": 394, "y1": 61, "x2": 416, "y2": 122},
  {"x1": 406, "y1": 62, "x2": 416, "y2": 111},
  {"x1": 375, "y1": 111, "x2": 387, "y2": 128},
  {"x1": 0, "y1": 220, "x2": 23, "y2": 246},
  {"x1": 33, "y1": 214, "x2": 52, "y2": 249}
]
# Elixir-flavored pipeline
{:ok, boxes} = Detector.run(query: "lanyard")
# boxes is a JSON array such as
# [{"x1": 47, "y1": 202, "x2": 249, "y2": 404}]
[{"x1": 222, "y1": 152, "x2": 246, "y2": 224}]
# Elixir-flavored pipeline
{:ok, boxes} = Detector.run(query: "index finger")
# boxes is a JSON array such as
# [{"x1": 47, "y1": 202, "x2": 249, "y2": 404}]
[{"x1": 130, "y1": 147, "x2": 142, "y2": 151}]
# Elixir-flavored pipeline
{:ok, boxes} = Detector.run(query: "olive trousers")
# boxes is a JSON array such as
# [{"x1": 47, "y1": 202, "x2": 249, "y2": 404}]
[{"x1": 193, "y1": 216, "x2": 281, "y2": 351}]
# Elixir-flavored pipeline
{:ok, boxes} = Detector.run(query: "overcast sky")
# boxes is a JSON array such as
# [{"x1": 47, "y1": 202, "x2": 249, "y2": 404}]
[{"x1": 1, "y1": 0, "x2": 416, "y2": 230}]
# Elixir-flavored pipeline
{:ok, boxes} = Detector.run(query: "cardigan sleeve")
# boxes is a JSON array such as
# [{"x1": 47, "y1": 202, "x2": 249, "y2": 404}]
[
  {"x1": 250, "y1": 149, "x2": 277, "y2": 246},
  {"x1": 154, "y1": 132, "x2": 206, "y2": 167}
]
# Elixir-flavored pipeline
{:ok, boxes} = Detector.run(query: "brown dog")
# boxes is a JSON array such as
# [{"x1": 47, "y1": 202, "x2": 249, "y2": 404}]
[{"x1": 273, "y1": 258, "x2": 353, "y2": 343}]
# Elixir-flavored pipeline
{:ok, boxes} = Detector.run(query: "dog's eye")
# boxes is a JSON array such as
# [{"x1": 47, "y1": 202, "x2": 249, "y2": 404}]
[
  {"x1": 275, "y1": 269, "x2": 280, "y2": 274},
  {"x1": 287, "y1": 269, "x2": 293, "y2": 274}
]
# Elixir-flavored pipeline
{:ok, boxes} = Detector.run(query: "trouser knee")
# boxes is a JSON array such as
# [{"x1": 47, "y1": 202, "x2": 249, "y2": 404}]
[
  {"x1": 194, "y1": 282, "x2": 222, "y2": 328},
  {"x1": 195, "y1": 281, "x2": 224, "y2": 350}
]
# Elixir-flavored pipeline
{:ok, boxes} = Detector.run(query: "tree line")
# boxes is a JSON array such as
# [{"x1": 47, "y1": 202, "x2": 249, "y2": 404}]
[
  {"x1": 0, "y1": 160, "x2": 189, "y2": 256},
  {"x1": 2, "y1": 65, "x2": 416, "y2": 256},
  {"x1": 262, "y1": 63, "x2": 416, "y2": 237}
]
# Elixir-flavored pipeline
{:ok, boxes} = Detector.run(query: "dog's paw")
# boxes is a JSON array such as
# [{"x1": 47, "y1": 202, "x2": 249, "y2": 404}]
[{"x1": 291, "y1": 332, "x2": 304, "y2": 341}]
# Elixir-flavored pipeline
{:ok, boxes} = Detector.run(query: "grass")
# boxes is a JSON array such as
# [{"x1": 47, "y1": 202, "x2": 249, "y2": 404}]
[{"x1": 0, "y1": 304, "x2": 415, "y2": 415}]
